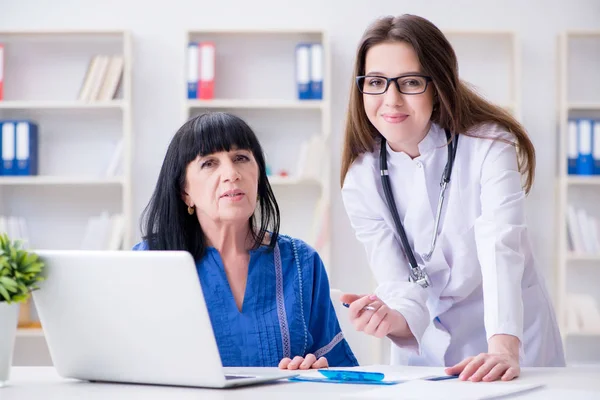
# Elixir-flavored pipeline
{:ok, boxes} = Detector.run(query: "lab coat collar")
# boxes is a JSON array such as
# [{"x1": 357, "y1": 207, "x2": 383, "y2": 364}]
[
  {"x1": 417, "y1": 123, "x2": 447, "y2": 156},
  {"x1": 384, "y1": 123, "x2": 446, "y2": 161}
]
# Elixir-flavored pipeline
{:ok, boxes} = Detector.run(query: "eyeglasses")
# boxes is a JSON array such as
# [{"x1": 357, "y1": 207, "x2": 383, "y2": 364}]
[{"x1": 356, "y1": 74, "x2": 432, "y2": 95}]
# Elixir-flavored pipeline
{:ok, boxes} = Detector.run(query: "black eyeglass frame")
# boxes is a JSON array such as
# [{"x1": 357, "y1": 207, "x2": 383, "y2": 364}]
[{"x1": 356, "y1": 74, "x2": 433, "y2": 95}]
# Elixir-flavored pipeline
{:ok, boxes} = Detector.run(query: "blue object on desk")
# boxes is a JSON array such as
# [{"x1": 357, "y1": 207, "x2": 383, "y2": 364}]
[
  {"x1": 320, "y1": 369, "x2": 384, "y2": 381},
  {"x1": 288, "y1": 369, "x2": 402, "y2": 385}
]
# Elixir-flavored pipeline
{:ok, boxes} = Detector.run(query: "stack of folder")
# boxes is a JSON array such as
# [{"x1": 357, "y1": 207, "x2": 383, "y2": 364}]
[
  {"x1": 567, "y1": 118, "x2": 600, "y2": 175},
  {"x1": 295, "y1": 42, "x2": 323, "y2": 100},
  {"x1": 0, "y1": 120, "x2": 38, "y2": 176}
]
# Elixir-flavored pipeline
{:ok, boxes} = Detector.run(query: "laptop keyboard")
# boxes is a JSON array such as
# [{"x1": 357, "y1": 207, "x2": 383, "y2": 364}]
[{"x1": 225, "y1": 375, "x2": 256, "y2": 380}]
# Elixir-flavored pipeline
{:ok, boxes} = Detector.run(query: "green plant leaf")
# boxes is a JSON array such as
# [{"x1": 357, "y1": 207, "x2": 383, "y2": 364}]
[
  {"x1": 0, "y1": 276, "x2": 18, "y2": 289},
  {"x1": 12, "y1": 293, "x2": 28, "y2": 303},
  {"x1": 23, "y1": 262, "x2": 44, "y2": 274},
  {"x1": 0, "y1": 235, "x2": 45, "y2": 302},
  {"x1": 21, "y1": 253, "x2": 39, "y2": 268},
  {"x1": 0, "y1": 284, "x2": 11, "y2": 301}
]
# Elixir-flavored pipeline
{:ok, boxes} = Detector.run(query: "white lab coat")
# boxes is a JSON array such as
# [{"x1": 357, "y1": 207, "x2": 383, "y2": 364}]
[{"x1": 341, "y1": 122, "x2": 565, "y2": 367}]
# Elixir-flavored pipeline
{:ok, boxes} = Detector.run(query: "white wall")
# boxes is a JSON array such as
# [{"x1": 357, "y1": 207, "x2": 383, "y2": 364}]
[{"x1": 3, "y1": 0, "x2": 600, "y2": 365}]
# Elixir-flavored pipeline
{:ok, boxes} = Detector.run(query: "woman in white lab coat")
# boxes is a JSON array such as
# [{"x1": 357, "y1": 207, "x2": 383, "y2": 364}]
[{"x1": 339, "y1": 14, "x2": 565, "y2": 382}]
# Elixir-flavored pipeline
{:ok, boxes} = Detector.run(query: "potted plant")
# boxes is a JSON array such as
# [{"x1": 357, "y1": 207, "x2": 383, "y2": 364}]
[{"x1": 0, "y1": 233, "x2": 45, "y2": 387}]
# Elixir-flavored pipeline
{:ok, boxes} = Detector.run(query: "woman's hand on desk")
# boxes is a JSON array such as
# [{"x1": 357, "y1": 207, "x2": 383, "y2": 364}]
[
  {"x1": 340, "y1": 293, "x2": 413, "y2": 339},
  {"x1": 278, "y1": 354, "x2": 329, "y2": 370},
  {"x1": 445, "y1": 334, "x2": 521, "y2": 382}
]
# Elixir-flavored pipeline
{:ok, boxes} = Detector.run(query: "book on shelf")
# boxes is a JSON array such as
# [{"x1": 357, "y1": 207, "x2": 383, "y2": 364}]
[
  {"x1": 1, "y1": 120, "x2": 38, "y2": 176},
  {"x1": 567, "y1": 118, "x2": 600, "y2": 176},
  {"x1": 78, "y1": 55, "x2": 124, "y2": 102},
  {"x1": 295, "y1": 42, "x2": 324, "y2": 100},
  {"x1": 295, "y1": 135, "x2": 327, "y2": 181},
  {"x1": 566, "y1": 294, "x2": 600, "y2": 333},
  {"x1": 566, "y1": 204, "x2": 600, "y2": 255},
  {"x1": 0, "y1": 215, "x2": 30, "y2": 248},
  {"x1": 80, "y1": 212, "x2": 125, "y2": 251},
  {"x1": 187, "y1": 41, "x2": 215, "y2": 99},
  {"x1": 0, "y1": 43, "x2": 4, "y2": 101},
  {"x1": 104, "y1": 138, "x2": 124, "y2": 177}
]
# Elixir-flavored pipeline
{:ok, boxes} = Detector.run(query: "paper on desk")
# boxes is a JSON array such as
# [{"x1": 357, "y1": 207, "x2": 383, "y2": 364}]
[
  {"x1": 510, "y1": 388, "x2": 600, "y2": 400},
  {"x1": 341, "y1": 379, "x2": 545, "y2": 399}
]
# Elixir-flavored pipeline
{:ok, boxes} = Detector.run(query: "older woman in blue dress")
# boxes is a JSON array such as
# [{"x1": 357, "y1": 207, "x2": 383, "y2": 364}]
[{"x1": 134, "y1": 111, "x2": 358, "y2": 369}]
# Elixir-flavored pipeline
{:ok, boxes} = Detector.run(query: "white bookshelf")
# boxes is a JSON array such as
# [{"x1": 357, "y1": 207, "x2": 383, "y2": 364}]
[
  {"x1": 556, "y1": 31, "x2": 600, "y2": 363},
  {"x1": 0, "y1": 30, "x2": 133, "y2": 343},
  {"x1": 183, "y1": 29, "x2": 332, "y2": 270}
]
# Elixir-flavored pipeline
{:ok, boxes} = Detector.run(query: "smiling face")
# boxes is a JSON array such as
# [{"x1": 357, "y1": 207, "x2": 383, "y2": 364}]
[
  {"x1": 183, "y1": 149, "x2": 259, "y2": 227},
  {"x1": 362, "y1": 41, "x2": 435, "y2": 153}
]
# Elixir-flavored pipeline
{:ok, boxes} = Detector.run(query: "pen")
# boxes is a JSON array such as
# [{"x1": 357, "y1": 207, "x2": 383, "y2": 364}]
[
  {"x1": 425, "y1": 374, "x2": 459, "y2": 381},
  {"x1": 342, "y1": 303, "x2": 376, "y2": 311}
]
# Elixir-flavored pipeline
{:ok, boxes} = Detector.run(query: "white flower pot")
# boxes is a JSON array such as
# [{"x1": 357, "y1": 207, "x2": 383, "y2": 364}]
[{"x1": 0, "y1": 301, "x2": 19, "y2": 388}]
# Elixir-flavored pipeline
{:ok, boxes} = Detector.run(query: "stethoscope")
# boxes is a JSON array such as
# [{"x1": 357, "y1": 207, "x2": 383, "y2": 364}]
[{"x1": 379, "y1": 128, "x2": 459, "y2": 288}]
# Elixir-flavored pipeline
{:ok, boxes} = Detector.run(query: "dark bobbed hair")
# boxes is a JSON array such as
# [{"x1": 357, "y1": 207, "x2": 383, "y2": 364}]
[{"x1": 139, "y1": 111, "x2": 280, "y2": 260}]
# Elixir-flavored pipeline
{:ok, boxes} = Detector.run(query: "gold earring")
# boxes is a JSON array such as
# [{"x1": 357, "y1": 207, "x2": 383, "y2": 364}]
[{"x1": 187, "y1": 205, "x2": 195, "y2": 215}]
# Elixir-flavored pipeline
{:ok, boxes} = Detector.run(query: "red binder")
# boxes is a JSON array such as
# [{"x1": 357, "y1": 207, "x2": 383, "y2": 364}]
[
  {"x1": 0, "y1": 44, "x2": 4, "y2": 101},
  {"x1": 198, "y1": 41, "x2": 215, "y2": 99}
]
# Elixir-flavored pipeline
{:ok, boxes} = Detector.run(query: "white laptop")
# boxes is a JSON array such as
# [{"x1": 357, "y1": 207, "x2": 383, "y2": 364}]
[{"x1": 31, "y1": 250, "x2": 299, "y2": 388}]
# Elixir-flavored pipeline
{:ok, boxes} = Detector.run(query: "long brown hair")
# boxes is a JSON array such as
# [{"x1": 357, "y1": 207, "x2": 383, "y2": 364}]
[{"x1": 340, "y1": 14, "x2": 535, "y2": 193}]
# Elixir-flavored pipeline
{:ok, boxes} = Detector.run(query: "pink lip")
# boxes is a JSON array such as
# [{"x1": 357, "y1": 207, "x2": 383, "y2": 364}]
[
  {"x1": 382, "y1": 113, "x2": 409, "y2": 123},
  {"x1": 220, "y1": 189, "x2": 245, "y2": 202}
]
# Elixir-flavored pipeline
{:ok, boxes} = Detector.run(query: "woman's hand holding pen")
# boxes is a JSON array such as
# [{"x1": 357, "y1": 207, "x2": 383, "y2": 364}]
[{"x1": 340, "y1": 293, "x2": 412, "y2": 339}]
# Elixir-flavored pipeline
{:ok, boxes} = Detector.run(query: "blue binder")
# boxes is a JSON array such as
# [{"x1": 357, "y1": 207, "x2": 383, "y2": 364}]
[
  {"x1": 15, "y1": 121, "x2": 38, "y2": 176},
  {"x1": 0, "y1": 121, "x2": 3, "y2": 176},
  {"x1": 309, "y1": 43, "x2": 323, "y2": 100},
  {"x1": 295, "y1": 43, "x2": 311, "y2": 100},
  {"x1": 567, "y1": 119, "x2": 578, "y2": 175},
  {"x1": 577, "y1": 119, "x2": 594, "y2": 176},
  {"x1": 593, "y1": 120, "x2": 600, "y2": 175},
  {"x1": 187, "y1": 42, "x2": 198, "y2": 99},
  {"x1": 1, "y1": 121, "x2": 16, "y2": 176}
]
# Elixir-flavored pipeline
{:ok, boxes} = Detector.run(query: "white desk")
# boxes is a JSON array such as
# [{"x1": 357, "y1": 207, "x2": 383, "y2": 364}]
[{"x1": 3, "y1": 366, "x2": 600, "y2": 399}]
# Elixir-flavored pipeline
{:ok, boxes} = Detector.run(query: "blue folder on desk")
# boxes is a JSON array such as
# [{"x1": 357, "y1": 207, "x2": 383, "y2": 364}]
[{"x1": 288, "y1": 369, "x2": 459, "y2": 385}]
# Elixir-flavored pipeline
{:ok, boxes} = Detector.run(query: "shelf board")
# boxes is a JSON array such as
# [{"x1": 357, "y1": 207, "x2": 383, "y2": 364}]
[
  {"x1": 565, "y1": 30, "x2": 600, "y2": 38},
  {"x1": 0, "y1": 30, "x2": 128, "y2": 36},
  {"x1": 567, "y1": 253, "x2": 600, "y2": 262},
  {"x1": 567, "y1": 103, "x2": 600, "y2": 111},
  {"x1": 186, "y1": 99, "x2": 325, "y2": 110},
  {"x1": 0, "y1": 100, "x2": 127, "y2": 110},
  {"x1": 564, "y1": 176, "x2": 600, "y2": 186},
  {"x1": 268, "y1": 176, "x2": 321, "y2": 186},
  {"x1": 0, "y1": 176, "x2": 125, "y2": 186},
  {"x1": 188, "y1": 28, "x2": 325, "y2": 35},
  {"x1": 443, "y1": 30, "x2": 515, "y2": 37}
]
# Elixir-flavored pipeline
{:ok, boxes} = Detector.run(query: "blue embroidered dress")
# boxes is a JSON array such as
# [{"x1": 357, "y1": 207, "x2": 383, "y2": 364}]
[{"x1": 133, "y1": 235, "x2": 358, "y2": 367}]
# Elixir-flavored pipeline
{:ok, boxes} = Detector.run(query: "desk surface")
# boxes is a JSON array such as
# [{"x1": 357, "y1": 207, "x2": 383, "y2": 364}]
[{"x1": 3, "y1": 365, "x2": 600, "y2": 399}]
